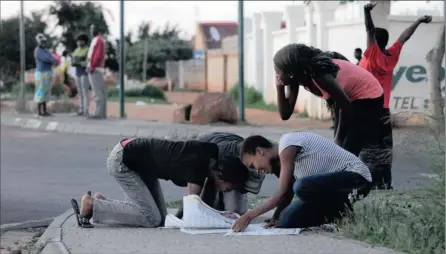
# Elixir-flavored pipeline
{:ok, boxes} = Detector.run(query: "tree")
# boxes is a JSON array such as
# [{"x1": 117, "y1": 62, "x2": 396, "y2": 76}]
[
  {"x1": 49, "y1": 0, "x2": 118, "y2": 71},
  {"x1": 425, "y1": 24, "x2": 445, "y2": 132},
  {"x1": 0, "y1": 11, "x2": 53, "y2": 86},
  {"x1": 125, "y1": 22, "x2": 193, "y2": 80}
]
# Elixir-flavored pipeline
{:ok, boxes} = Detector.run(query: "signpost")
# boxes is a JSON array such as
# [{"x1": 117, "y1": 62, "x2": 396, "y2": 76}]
[
  {"x1": 119, "y1": 0, "x2": 125, "y2": 118},
  {"x1": 237, "y1": 0, "x2": 245, "y2": 121},
  {"x1": 16, "y1": 0, "x2": 26, "y2": 112}
]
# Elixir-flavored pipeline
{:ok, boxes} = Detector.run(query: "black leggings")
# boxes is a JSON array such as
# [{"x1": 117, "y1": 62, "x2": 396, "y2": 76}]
[
  {"x1": 334, "y1": 96, "x2": 383, "y2": 157},
  {"x1": 367, "y1": 108, "x2": 393, "y2": 188}
]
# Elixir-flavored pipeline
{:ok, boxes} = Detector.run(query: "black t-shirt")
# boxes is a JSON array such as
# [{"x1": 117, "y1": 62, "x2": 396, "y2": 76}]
[
  {"x1": 198, "y1": 132, "x2": 243, "y2": 159},
  {"x1": 122, "y1": 138, "x2": 219, "y2": 187}
]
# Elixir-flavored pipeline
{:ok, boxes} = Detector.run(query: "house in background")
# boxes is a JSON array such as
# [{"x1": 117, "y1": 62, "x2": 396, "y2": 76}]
[{"x1": 192, "y1": 22, "x2": 238, "y2": 59}]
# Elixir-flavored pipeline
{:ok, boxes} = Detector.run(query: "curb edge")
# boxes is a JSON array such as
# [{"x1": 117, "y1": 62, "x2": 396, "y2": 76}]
[
  {"x1": 0, "y1": 218, "x2": 54, "y2": 233},
  {"x1": 35, "y1": 209, "x2": 73, "y2": 254}
]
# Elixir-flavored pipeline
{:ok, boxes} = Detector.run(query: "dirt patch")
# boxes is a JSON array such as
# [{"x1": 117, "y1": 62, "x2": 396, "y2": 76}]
[{"x1": 0, "y1": 227, "x2": 46, "y2": 254}]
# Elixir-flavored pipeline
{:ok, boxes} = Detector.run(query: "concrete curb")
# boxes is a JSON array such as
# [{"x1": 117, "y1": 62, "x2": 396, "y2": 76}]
[
  {"x1": 0, "y1": 114, "x2": 295, "y2": 140},
  {"x1": 0, "y1": 218, "x2": 54, "y2": 233},
  {"x1": 34, "y1": 209, "x2": 73, "y2": 254}
]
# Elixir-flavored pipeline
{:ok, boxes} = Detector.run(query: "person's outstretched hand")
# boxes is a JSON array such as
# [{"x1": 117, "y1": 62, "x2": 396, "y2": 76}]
[
  {"x1": 232, "y1": 213, "x2": 252, "y2": 232},
  {"x1": 418, "y1": 15, "x2": 432, "y2": 24},
  {"x1": 364, "y1": 2, "x2": 377, "y2": 11}
]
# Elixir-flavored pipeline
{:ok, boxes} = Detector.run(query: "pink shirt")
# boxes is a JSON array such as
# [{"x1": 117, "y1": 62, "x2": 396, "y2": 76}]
[{"x1": 314, "y1": 59, "x2": 383, "y2": 101}]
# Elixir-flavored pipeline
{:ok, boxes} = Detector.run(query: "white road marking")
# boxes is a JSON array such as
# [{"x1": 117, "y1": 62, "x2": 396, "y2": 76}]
[
  {"x1": 46, "y1": 121, "x2": 59, "y2": 131},
  {"x1": 24, "y1": 119, "x2": 41, "y2": 129}
]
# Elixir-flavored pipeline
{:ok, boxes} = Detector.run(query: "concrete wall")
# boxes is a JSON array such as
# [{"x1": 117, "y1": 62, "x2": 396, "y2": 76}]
[
  {"x1": 206, "y1": 50, "x2": 238, "y2": 93},
  {"x1": 166, "y1": 59, "x2": 205, "y2": 90}
]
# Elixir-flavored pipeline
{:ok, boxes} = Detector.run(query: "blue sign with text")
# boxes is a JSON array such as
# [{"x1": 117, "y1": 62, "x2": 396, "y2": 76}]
[{"x1": 193, "y1": 50, "x2": 205, "y2": 60}]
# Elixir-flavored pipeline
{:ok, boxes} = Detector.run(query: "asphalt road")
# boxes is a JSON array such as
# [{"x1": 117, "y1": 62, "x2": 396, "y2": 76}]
[{"x1": 0, "y1": 126, "x2": 439, "y2": 224}]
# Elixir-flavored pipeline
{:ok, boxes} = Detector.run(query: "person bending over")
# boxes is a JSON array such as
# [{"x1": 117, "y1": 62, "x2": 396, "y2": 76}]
[
  {"x1": 232, "y1": 133, "x2": 371, "y2": 232},
  {"x1": 359, "y1": 2, "x2": 432, "y2": 190},
  {"x1": 175, "y1": 132, "x2": 293, "y2": 226},
  {"x1": 70, "y1": 137, "x2": 249, "y2": 228},
  {"x1": 274, "y1": 44, "x2": 384, "y2": 172}
]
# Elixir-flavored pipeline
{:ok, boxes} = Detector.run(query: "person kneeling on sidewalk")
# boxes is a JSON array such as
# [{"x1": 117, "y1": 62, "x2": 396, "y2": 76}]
[
  {"x1": 175, "y1": 132, "x2": 275, "y2": 220},
  {"x1": 232, "y1": 132, "x2": 372, "y2": 232},
  {"x1": 71, "y1": 137, "x2": 249, "y2": 228}
]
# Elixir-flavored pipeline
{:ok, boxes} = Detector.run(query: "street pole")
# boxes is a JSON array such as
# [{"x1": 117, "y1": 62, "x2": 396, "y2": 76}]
[
  {"x1": 119, "y1": 0, "x2": 125, "y2": 118},
  {"x1": 142, "y1": 36, "x2": 148, "y2": 82},
  {"x1": 17, "y1": 0, "x2": 26, "y2": 112},
  {"x1": 237, "y1": 0, "x2": 245, "y2": 122},
  {"x1": 443, "y1": 0, "x2": 446, "y2": 173}
]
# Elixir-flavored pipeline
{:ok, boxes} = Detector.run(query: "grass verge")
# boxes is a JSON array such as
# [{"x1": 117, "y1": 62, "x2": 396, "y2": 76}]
[
  {"x1": 108, "y1": 96, "x2": 169, "y2": 104},
  {"x1": 339, "y1": 139, "x2": 445, "y2": 254}
]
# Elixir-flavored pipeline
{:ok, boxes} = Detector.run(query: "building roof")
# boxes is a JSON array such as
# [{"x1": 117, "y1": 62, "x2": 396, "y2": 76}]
[{"x1": 199, "y1": 22, "x2": 238, "y2": 50}]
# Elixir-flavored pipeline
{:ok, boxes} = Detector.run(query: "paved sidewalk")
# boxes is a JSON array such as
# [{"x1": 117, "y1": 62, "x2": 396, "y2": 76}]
[
  {"x1": 0, "y1": 112, "x2": 333, "y2": 141},
  {"x1": 36, "y1": 209, "x2": 400, "y2": 254}
]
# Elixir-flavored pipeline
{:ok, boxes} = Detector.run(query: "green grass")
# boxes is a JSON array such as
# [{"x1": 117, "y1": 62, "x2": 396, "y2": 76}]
[
  {"x1": 108, "y1": 95, "x2": 169, "y2": 104},
  {"x1": 172, "y1": 88, "x2": 205, "y2": 93},
  {"x1": 233, "y1": 98, "x2": 278, "y2": 112},
  {"x1": 339, "y1": 185, "x2": 444, "y2": 254},
  {"x1": 338, "y1": 143, "x2": 445, "y2": 254}
]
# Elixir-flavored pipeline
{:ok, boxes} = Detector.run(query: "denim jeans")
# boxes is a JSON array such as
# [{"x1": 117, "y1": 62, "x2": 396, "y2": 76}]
[
  {"x1": 92, "y1": 142, "x2": 167, "y2": 227},
  {"x1": 277, "y1": 171, "x2": 368, "y2": 228}
]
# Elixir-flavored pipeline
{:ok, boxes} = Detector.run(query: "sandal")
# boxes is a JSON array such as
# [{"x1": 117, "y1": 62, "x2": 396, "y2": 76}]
[{"x1": 70, "y1": 191, "x2": 94, "y2": 228}]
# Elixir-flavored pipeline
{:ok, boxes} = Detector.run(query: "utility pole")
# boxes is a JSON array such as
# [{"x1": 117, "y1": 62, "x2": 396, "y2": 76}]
[
  {"x1": 237, "y1": 0, "x2": 245, "y2": 122},
  {"x1": 119, "y1": 0, "x2": 125, "y2": 118},
  {"x1": 142, "y1": 36, "x2": 148, "y2": 82},
  {"x1": 16, "y1": 0, "x2": 26, "y2": 112},
  {"x1": 443, "y1": 0, "x2": 446, "y2": 172}
]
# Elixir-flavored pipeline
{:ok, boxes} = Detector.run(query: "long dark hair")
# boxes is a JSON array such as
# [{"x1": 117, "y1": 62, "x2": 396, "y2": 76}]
[
  {"x1": 273, "y1": 44, "x2": 350, "y2": 112},
  {"x1": 273, "y1": 43, "x2": 341, "y2": 79}
]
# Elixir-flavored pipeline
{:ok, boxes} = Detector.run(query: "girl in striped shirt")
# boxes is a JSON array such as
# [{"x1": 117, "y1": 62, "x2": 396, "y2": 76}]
[{"x1": 232, "y1": 132, "x2": 371, "y2": 232}]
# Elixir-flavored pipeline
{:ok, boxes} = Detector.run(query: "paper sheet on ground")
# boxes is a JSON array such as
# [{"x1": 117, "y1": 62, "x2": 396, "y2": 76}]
[{"x1": 160, "y1": 195, "x2": 301, "y2": 236}]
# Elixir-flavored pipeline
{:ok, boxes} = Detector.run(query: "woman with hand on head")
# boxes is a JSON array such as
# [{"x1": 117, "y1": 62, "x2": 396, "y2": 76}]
[{"x1": 274, "y1": 43, "x2": 383, "y2": 159}]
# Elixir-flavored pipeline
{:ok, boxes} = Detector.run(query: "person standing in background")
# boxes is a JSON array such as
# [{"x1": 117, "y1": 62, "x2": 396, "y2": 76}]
[
  {"x1": 354, "y1": 48, "x2": 362, "y2": 65},
  {"x1": 87, "y1": 24, "x2": 107, "y2": 119},
  {"x1": 72, "y1": 34, "x2": 91, "y2": 116},
  {"x1": 34, "y1": 33, "x2": 57, "y2": 117},
  {"x1": 359, "y1": 2, "x2": 432, "y2": 190}
]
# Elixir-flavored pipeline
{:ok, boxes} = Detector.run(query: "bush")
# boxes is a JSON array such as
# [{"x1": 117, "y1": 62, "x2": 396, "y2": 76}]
[
  {"x1": 141, "y1": 85, "x2": 166, "y2": 100},
  {"x1": 230, "y1": 84, "x2": 263, "y2": 105},
  {"x1": 51, "y1": 85, "x2": 66, "y2": 97},
  {"x1": 107, "y1": 85, "x2": 166, "y2": 100},
  {"x1": 12, "y1": 82, "x2": 35, "y2": 94},
  {"x1": 124, "y1": 88, "x2": 143, "y2": 97},
  {"x1": 339, "y1": 142, "x2": 445, "y2": 254},
  {"x1": 108, "y1": 87, "x2": 119, "y2": 97}
]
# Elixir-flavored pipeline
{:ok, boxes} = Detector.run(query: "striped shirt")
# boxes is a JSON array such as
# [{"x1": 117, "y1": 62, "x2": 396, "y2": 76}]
[{"x1": 278, "y1": 132, "x2": 372, "y2": 182}]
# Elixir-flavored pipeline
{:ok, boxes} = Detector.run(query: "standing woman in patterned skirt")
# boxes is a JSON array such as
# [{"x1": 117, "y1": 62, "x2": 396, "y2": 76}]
[{"x1": 34, "y1": 33, "x2": 57, "y2": 117}]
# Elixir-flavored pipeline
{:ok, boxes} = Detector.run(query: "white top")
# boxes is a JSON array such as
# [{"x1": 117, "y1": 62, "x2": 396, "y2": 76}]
[{"x1": 278, "y1": 132, "x2": 372, "y2": 182}]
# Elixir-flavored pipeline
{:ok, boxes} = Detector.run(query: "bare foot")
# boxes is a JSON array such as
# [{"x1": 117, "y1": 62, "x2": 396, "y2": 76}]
[
  {"x1": 94, "y1": 193, "x2": 106, "y2": 200},
  {"x1": 80, "y1": 194, "x2": 94, "y2": 218}
]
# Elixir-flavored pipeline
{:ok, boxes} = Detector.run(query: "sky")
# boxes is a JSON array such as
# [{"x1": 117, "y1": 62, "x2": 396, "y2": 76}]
[{"x1": 1, "y1": 1, "x2": 443, "y2": 40}]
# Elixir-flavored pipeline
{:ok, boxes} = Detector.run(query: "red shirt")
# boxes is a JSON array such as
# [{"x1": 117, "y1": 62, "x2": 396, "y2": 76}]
[{"x1": 359, "y1": 40, "x2": 403, "y2": 108}]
